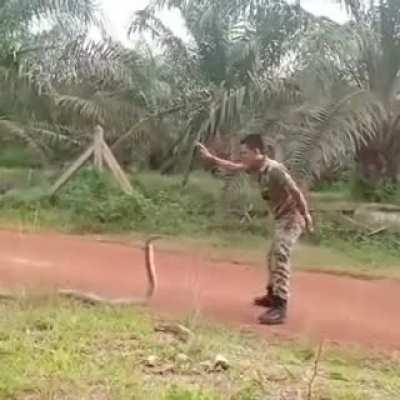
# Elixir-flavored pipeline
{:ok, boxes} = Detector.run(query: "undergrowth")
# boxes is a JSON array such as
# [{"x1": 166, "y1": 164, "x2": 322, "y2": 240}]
[
  {"x1": 0, "y1": 168, "x2": 267, "y2": 237},
  {"x1": 351, "y1": 177, "x2": 400, "y2": 203},
  {"x1": 0, "y1": 146, "x2": 42, "y2": 169},
  {"x1": 311, "y1": 212, "x2": 400, "y2": 269}
]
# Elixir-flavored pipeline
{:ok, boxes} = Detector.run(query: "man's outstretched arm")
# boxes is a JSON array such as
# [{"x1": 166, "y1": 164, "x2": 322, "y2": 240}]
[{"x1": 195, "y1": 142, "x2": 246, "y2": 173}]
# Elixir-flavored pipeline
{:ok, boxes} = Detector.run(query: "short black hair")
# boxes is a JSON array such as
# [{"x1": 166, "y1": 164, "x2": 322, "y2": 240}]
[
  {"x1": 240, "y1": 134, "x2": 265, "y2": 153},
  {"x1": 240, "y1": 134, "x2": 276, "y2": 158}
]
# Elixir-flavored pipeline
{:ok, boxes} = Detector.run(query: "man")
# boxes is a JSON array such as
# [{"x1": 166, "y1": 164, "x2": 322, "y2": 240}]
[{"x1": 196, "y1": 134, "x2": 313, "y2": 325}]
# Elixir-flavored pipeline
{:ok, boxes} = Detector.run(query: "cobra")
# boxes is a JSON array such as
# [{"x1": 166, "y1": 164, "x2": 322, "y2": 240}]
[{"x1": 0, "y1": 236, "x2": 160, "y2": 305}]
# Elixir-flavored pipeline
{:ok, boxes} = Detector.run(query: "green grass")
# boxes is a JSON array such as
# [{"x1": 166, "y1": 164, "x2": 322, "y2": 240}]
[
  {"x1": 0, "y1": 295, "x2": 399, "y2": 400},
  {"x1": 0, "y1": 146, "x2": 42, "y2": 169},
  {"x1": 0, "y1": 167, "x2": 399, "y2": 279}
]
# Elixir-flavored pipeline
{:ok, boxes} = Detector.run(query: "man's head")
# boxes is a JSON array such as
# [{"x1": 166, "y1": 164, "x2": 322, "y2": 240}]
[{"x1": 239, "y1": 134, "x2": 268, "y2": 170}]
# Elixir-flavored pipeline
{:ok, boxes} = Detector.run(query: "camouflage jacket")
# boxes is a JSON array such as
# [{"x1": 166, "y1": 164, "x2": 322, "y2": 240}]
[{"x1": 257, "y1": 158, "x2": 307, "y2": 221}]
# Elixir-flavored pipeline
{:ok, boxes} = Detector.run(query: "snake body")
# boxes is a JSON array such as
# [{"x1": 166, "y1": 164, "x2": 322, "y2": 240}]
[{"x1": 0, "y1": 236, "x2": 160, "y2": 305}]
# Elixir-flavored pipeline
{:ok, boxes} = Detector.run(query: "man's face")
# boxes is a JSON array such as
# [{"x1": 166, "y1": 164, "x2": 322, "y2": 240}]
[{"x1": 239, "y1": 144, "x2": 259, "y2": 167}]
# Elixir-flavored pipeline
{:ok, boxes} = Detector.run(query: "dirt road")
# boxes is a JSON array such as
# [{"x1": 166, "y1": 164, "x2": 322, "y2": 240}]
[{"x1": 0, "y1": 230, "x2": 399, "y2": 350}]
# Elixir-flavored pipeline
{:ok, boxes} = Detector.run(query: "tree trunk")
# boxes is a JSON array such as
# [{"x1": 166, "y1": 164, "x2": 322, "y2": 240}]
[{"x1": 356, "y1": 144, "x2": 400, "y2": 186}]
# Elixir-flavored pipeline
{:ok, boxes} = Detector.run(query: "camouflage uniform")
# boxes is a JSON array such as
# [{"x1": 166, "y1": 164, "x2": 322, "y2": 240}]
[{"x1": 257, "y1": 159, "x2": 306, "y2": 301}]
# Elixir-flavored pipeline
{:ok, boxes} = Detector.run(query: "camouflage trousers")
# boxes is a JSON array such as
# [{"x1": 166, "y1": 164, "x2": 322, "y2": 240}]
[{"x1": 267, "y1": 214, "x2": 304, "y2": 301}]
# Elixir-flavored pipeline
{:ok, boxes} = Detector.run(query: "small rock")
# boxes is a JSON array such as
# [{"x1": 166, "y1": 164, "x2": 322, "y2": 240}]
[
  {"x1": 281, "y1": 388, "x2": 302, "y2": 400},
  {"x1": 214, "y1": 354, "x2": 230, "y2": 370},
  {"x1": 155, "y1": 322, "x2": 194, "y2": 342},
  {"x1": 176, "y1": 353, "x2": 190, "y2": 363},
  {"x1": 199, "y1": 360, "x2": 213, "y2": 371},
  {"x1": 144, "y1": 355, "x2": 158, "y2": 367},
  {"x1": 154, "y1": 363, "x2": 175, "y2": 375}
]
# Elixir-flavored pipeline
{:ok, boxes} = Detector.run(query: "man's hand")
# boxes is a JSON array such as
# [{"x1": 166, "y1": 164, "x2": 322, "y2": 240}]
[
  {"x1": 195, "y1": 142, "x2": 215, "y2": 163},
  {"x1": 195, "y1": 141, "x2": 246, "y2": 172},
  {"x1": 304, "y1": 212, "x2": 314, "y2": 233}
]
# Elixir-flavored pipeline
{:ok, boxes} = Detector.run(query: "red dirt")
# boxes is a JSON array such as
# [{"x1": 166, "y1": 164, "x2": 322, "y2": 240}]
[{"x1": 0, "y1": 229, "x2": 399, "y2": 351}]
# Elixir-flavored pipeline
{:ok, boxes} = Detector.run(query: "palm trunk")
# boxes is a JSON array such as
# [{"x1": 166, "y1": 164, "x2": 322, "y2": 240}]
[{"x1": 356, "y1": 142, "x2": 400, "y2": 186}]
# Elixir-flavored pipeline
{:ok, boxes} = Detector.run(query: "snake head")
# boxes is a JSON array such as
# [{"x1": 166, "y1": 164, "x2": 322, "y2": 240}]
[{"x1": 145, "y1": 235, "x2": 163, "y2": 246}]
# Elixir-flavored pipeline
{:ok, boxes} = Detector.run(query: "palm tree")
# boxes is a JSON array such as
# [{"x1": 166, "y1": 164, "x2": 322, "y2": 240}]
[
  {"x1": 301, "y1": 0, "x2": 400, "y2": 187},
  {"x1": 130, "y1": 0, "x2": 312, "y2": 87},
  {"x1": 0, "y1": 0, "x2": 103, "y2": 163},
  {"x1": 129, "y1": 0, "x2": 314, "y2": 178}
]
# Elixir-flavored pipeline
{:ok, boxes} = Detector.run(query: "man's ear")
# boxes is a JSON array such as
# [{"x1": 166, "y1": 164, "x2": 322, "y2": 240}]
[{"x1": 265, "y1": 144, "x2": 275, "y2": 159}]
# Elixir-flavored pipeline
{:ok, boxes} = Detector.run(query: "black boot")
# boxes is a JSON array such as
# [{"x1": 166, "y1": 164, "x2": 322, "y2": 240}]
[
  {"x1": 253, "y1": 285, "x2": 274, "y2": 307},
  {"x1": 258, "y1": 296, "x2": 287, "y2": 325}
]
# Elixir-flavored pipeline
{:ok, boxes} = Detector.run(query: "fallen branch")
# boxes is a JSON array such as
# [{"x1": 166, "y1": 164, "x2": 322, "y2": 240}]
[
  {"x1": 367, "y1": 227, "x2": 388, "y2": 237},
  {"x1": 338, "y1": 214, "x2": 371, "y2": 231}
]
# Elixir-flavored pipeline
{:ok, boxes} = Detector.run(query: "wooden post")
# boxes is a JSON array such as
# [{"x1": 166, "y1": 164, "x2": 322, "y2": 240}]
[
  {"x1": 94, "y1": 125, "x2": 104, "y2": 171},
  {"x1": 50, "y1": 125, "x2": 134, "y2": 196},
  {"x1": 50, "y1": 145, "x2": 94, "y2": 196},
  {"x1": 101, "y1": 141, "x2": 133, "y2": 195}
]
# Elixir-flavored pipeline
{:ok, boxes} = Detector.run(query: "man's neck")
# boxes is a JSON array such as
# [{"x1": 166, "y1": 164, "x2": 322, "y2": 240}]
[{"x1": 248, "y1": 156, "x2": 270, "y2": 173}]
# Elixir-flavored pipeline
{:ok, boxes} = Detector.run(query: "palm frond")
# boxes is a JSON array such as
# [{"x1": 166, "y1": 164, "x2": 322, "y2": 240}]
[
  {"x1": 248, "y1": 73, "x2": 303, "y2": 108},
  {"x1": 128, "y1": 7, "x2": 199, "y2": 86},
  {"x1": 177, "y1": 85, "x2": 247, "y2": 183},
  {"x1": 54, "y1": 94, "x2": 107, "y2": 126},
  {"x1": 0, "y1": 118, "x2": 48, "y2": 163},
  {"x1": 196, "y1": 85, "x2": 247, "y2": 141},
  {"x1": 6, "y1": 0, "x2": 102, "y2": 27},
  {"x1": 110, "y1": 102, "x2": 188, "y2": 152},
  {"x1": 284, "y1": 89, "x2": 385, "y2": 183},
  {"x1": 333, "y1": 0, "x2": 367, "y2": 22},
  {"x1": 27, "y1": 31, "x2": 137, "y2": 90},
  {"x1": 129, "y1": 8, "x2": 189, "y2": 56},
  {"x1": 29, "y1": 121, "x2": 81, "y2": 147}
]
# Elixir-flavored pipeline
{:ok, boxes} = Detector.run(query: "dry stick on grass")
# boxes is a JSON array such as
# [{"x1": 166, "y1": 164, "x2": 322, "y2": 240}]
[
  {"x1": 307, "y1": 341, "x2": 324, "y2": 400},
  {"x1": 367, "y1": 227, "x2": 388, "y2": 237}
]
